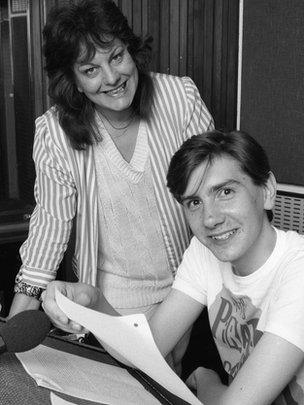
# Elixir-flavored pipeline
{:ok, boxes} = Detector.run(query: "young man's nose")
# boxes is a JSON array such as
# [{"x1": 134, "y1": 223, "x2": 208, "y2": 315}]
[{"x1": 202, "y1": 202, "x2": 225, "y2": 228}]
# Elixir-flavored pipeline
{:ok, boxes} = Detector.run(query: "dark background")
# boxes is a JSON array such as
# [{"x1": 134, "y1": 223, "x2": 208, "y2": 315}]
[{"x1": 240, "y1": 0, "x2": 304, "y2": 185}]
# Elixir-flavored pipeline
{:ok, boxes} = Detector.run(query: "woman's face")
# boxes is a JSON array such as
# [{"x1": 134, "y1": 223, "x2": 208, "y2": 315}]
[{"x1": 73, "y1": 38, "x2": 138, "y2": 115}]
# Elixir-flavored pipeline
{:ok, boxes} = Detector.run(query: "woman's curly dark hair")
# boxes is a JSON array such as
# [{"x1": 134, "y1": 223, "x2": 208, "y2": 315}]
[{"x1": 43, "y1": 0, "x2": 154, "y2": 149}]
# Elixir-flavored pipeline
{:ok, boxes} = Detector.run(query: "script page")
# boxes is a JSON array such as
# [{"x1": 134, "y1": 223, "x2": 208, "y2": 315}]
[
  {"x1": 50, "y1": 393, "x2": 76, "y2": 405},
  {"x1": 17, "y1": 344, "x2": 160, "y2": 404},
  {"x1": 55, "y1": 289, "x2": 202, "y2": 405}
]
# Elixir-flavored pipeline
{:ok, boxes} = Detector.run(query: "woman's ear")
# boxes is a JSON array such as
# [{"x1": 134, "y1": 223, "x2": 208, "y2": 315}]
[{"x1": 263, "y1": 171, "x2": 277, "y2": 210}]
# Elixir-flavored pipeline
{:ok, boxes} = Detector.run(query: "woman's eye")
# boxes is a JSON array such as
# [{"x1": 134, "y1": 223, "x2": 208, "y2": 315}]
[
  {"x1": 112, "y1": 52, "x2": 123, "y2": 63},
  {"x1": 84, "y1": 67, "x2": 98, "y2": 76}
]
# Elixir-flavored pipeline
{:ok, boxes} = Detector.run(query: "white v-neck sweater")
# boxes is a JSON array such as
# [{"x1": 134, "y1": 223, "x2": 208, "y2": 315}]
[{"x1": 94, "y1": 121, "x2": 173, "y2": 308}]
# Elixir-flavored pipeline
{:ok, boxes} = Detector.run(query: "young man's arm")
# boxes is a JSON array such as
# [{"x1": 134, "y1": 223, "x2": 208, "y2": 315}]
[
  {"x1": 149, "y1": 288, "x2": 204, "y2": 357},
  {"x1": 193, "y1": 331, "x2": 304, "y2": 405},
  {"x1": 41, "y1": 280, "x2": 204, "y2": 353}
]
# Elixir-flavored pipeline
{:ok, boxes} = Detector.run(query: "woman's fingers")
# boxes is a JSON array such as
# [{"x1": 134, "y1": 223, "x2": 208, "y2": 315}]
[{"x1": 41, "y1": 281, "x2": 84, "y2": 333}]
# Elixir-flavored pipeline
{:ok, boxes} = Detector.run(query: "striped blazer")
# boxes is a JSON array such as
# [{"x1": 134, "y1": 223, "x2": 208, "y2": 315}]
[{"x1": 16, "y1": 73, "x2": 214, "y2": 290}]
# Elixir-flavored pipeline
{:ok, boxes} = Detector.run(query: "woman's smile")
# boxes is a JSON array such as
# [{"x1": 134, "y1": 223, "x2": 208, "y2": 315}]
[{"x1": 101, "y1": 81, "x2": 127, "y2": 96}]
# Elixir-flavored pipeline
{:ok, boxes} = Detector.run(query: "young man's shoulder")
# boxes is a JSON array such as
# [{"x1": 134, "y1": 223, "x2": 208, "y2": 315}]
[
  {"x1": 276, "y1": 226, "x2": 304, "y2": 252},
  {"x1": 185, "y1": 236, "x2": 219, "y2": 264}
]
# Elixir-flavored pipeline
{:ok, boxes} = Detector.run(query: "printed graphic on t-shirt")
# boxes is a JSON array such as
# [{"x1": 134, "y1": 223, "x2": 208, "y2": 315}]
[
  {"x1": 208, "y1": 286, "x2": 303, "y2": 404},
  {"x1": 209, "y1": 287, "x2": 263, "y2": 377}
]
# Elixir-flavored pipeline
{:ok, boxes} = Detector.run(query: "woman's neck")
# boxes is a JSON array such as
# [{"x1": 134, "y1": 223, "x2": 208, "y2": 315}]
[{"x1": 96, "y1": 107, "x2": 135, "y2": 126}]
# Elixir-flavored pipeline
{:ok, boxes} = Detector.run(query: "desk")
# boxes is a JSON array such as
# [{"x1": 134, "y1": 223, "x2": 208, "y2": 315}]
[{"x1": 0, "y1": 323, "x2": 191, "y2": 405}]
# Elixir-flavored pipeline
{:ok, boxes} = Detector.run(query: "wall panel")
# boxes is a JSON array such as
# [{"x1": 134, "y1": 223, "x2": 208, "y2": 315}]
[
  {"x1": 239, "y1": 0, "x2": 304, "y2": 186},
  {"x1": 127, "y1": 0, "x2": 239, "y2": 130}
]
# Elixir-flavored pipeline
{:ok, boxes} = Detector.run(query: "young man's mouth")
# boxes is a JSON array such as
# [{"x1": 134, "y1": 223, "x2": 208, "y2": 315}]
[{"x1": 210, "y1": 229, "x2": 238, "y2": 241}]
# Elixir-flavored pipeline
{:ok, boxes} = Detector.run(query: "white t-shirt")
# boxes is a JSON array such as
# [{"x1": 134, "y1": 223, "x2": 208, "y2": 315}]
[{"x1": 173, "y1": 227, "x2": 304, "y2": 404}]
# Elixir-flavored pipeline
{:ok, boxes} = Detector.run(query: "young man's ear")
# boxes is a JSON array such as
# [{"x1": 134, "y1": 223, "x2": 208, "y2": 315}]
[{"x1": 263, "y1": 171, "x2": 277, "y2": 210}]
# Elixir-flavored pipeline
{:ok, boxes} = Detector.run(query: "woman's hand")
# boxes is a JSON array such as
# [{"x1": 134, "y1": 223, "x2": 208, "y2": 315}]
[{"x1": 41, "y1": 281, "x2": 101, "y2": 333}]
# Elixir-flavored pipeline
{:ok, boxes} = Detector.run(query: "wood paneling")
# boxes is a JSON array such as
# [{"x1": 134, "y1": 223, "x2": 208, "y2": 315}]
[
  {"x1": 30, "y1": 0, "x2": 48, "y2": 116},
  {"x1": 116, "y1": 0, "x2": 239, "y2": 130}
]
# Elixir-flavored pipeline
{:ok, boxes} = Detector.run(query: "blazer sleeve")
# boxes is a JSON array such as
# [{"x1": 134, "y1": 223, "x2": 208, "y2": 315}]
[
  {"x1": 15, "y1": 114, "x2": 77, "y2": 289},
  {"x1": 182, "y1": 76, "x2": 215, "y2": 137}
]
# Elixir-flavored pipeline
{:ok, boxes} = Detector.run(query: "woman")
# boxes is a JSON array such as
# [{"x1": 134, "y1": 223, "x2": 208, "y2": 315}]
[{"x1": 9, "y1": 0, "x2": 213, "y2": 321}]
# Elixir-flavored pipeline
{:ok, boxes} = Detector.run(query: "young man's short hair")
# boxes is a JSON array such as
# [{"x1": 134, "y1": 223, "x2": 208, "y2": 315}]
[{"x1": 167, "y1": 130, "x2": 273, "y2": 221}]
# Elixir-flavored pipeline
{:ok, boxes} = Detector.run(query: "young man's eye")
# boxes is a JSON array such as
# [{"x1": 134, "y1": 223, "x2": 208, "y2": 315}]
[
  {"x1": 186, "y1": 199, "x2": 202, "y2": 211},
  {"x1": 219, "y1": 188, "x2": 234, "y2": 198}
]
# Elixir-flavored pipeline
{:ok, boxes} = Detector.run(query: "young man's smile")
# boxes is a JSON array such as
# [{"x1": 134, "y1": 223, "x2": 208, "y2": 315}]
[{"x1": 208, "y1": 228, "x2": 239, "y2": 242}]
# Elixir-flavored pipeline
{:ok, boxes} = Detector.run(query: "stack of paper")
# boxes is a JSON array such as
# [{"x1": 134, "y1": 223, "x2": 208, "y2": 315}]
[{"x1": 54, "y1": 290, "x2": 202, "y2": 405}]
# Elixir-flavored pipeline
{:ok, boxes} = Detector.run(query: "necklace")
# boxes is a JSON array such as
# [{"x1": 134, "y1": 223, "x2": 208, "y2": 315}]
[
  {"x1": 98, "y1": 110, "x2": 136, "y2": 130},
  {"x1": 98, "y1": 112, "x2": 137, "y2": 139}
]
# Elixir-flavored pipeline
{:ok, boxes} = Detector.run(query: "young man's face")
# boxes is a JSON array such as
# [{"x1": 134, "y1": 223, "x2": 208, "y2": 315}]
[{"x1": 181, "y1": 154, "x2": 276, "y2": 275}]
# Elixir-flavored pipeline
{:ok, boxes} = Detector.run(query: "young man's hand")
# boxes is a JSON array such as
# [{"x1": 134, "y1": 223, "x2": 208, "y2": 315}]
[{"x1": 186, "y1": 367, "x2": 227, "y2": 404}]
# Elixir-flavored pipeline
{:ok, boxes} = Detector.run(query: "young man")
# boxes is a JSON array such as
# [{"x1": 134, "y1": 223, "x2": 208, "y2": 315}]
[{"x1": 43, "y1": 131, "x2": 304, "y2": 405}]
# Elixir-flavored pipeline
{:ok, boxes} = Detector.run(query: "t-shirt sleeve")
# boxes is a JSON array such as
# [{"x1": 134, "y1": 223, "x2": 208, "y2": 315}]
[
  {"x1": 264, "y1": 251, "x2": 304, "y2": 352},
  {"x1": 172, "y1": 237, "x2": 208, "y2": 305}
]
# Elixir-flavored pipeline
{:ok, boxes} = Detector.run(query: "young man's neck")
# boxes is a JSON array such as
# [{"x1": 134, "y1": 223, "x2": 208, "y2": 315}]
[{"x1": 232, "y1": 224, "x2": 277, "y2": 277}]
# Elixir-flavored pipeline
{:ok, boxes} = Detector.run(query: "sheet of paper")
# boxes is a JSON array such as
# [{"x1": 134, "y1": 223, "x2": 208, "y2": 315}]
[
  {"x1": 17, "y1": 344, "x2": 160, "y2": 405},
  {"x1": 55, "y1": 289, "x2": 202, "y2": 405},
  {"x1": 50, "y1": 393, "x2": 76, "y2": 405}
]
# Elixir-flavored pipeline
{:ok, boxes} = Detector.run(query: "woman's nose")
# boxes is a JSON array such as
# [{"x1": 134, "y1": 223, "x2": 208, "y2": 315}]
[{"x1": 102, "y1": 65, "x2": 120, "y2": 86}]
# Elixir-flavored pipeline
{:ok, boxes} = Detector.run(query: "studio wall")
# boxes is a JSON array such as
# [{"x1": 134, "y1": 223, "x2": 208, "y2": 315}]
[{"x1": 239, "y1": 0, "x2": 304, "y2": 186}]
